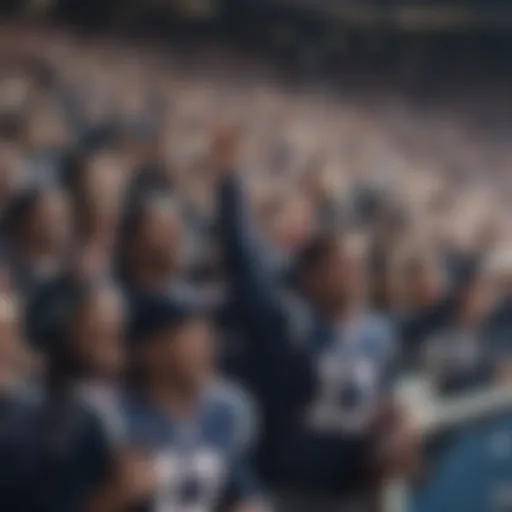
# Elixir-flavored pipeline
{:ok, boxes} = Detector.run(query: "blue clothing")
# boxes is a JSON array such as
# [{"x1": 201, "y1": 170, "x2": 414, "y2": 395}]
[
  {"x1": 411, "y1": 412, "x2": 512, "y2": 512},
  {"x1": 24, "y1": 149, "x2": 68, "y2": 187},
  {"x1": 422, "y1": 327, "x2": 494, "y2": 396},
  {"x1": 487, "y1": 296, "x2": 512, "y2": 357},
  {"x1": 398, "y1": 297, "x2": 454, "y2": 369},
  {"x1": 121, "y1": 382, "x2": 260, "y2": 511},
  {"x1": 218, "y1": 176, "x2": 396, "y2": 495},
  {"x1": 123, "y1": 279, "x2": 225, "y2": 318},
  {"x1": 0, "y1": 391, "x2": 36, "y2": 510},
  {"x1": 0, "y1": 390, "x2": 113, "y2": 512}
]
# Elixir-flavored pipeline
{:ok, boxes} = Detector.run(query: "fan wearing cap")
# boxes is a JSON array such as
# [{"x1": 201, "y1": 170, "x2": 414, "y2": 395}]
[
  {"x1": 213, "y1": 126, "x2": 419, "y2": 509},
  {"x1": 101, "y1": 293, "x2": 267, "y2": 512},
  {"x1": 8, "y1": 274, "x2": 125, "y2": 512},
  {"x1": 421, "y1": 258, "x2": 498, "y2": 396}
]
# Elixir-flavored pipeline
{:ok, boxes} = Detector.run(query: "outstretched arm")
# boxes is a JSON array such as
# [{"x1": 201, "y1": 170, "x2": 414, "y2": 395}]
[{"x1": 213, "y1": 127, "x2": 289, "y2": 353}]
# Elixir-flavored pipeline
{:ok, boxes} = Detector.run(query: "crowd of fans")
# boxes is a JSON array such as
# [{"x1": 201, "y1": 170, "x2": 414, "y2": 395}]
[{"x1": 0, "y1": 24, "x2": 511, "y2": 511}]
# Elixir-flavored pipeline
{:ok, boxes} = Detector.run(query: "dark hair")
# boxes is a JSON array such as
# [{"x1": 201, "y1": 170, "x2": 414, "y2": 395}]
[
  {"x1": 0, "y1": 112, "x2": 25, "y2": 141},
  {"x1": 3, "y1": 186, "x2": 46, "y2": 241},
  {"x1": 3, "y1": 185, "x2": 67, "y2": 248},
  {"x1": 24, "y1": 274, "x2": 100, "y2": 387},
  {"x1": 59, "y1": 149, "x2": 88, "y2": 193},
  {"x1": 116, "y1": 190, "x2": 179, "y2": 281},
  {"x1": 119, "y1": 193, "x2": 157, "y2": 243},
  {"x1": 120, "y1": 188, "x2": 178, "y2": 236},
  {"x1": 453, "y1": 256, "x2": 483, "y2": 300},
  {"x1": 125, "y1": 165, "x2": 173, "y2": 205},
  {"x1": 294, "y1": 232, "x2": 339, "y2": 280},
  {"x1": 26, "y1": 274, "x2": 91, "y2": 346},
  {"x1": 78, "y1": 123, "x2": 123, "y2": 153},
  {"x1": 60, "y1": 149, "x2": 99, "y2": 238},
  {"x1": 116, "y1": 193, "x2": 154, "y2": 278}
]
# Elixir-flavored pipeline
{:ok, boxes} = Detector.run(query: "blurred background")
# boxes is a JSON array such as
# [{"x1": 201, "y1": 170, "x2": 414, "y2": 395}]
[{"x1": 0, "y1": 1, "x2": 511, "y2": 511}]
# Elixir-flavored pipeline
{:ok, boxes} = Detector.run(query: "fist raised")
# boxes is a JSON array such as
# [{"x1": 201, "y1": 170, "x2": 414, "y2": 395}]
[{"x1": 210, "y1": 124, "x2": 240, "y2": 175}]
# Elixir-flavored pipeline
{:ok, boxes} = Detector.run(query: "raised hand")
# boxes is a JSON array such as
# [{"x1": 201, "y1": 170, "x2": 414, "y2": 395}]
[{"x1": 210, "y1": 123, "x2": 241, "y2": 176}]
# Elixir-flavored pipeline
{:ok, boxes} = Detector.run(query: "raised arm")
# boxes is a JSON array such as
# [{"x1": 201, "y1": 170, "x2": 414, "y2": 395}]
[{"x1": 213, "y1": 127, "x2": 289, "y2": 350}]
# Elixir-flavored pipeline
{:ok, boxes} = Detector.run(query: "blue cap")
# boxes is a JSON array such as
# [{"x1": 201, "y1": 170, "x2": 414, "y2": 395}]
[{"x1": 127, "y1": 293, "x2": 204, "y2": 347}]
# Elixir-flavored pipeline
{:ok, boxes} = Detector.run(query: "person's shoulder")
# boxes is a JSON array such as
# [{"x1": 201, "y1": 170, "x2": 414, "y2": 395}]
[
  {"x1": 279, "y1": 289, "x2": 313, "y2": 343},
  {"x1": 0, "y1": 384, "x2": 40, "y2": 427},
  {"x1": 210, "y1": 379, "x2": 253, "y2": 417},
  {"x1": 75, "y1": 384, "x2": 125, "y2": 446},
  {"x1": 76, "y1": 383, "x2": 121, "y2": 416},
  {"x1": 208, "y1": 379, "x2": 258, "y2": 449}
]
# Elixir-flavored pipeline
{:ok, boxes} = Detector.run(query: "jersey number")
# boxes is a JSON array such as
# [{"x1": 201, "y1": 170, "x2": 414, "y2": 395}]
[
  {"x1": 307, "y1": 353, "x2": 378, "y2": 433},
  {"x1": 154, "y1": 448, "x2": 224, "y2": 512}
]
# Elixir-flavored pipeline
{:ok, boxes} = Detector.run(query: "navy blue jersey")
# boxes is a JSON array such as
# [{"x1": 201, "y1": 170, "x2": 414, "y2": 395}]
[
  {"x1": 0, "y1": 390, "x2": 37, "y2": 510},
  {"x1": 0, "y1": 389, "x2": 113, "y2": 512},
  {"x1": 422, "y1": 327, "x2": 494, "y2": 396},
  {"x1": 398, "y1": 296, "x2": 454, "y2": 369},
  {"x1": 304, "y1": 316, "x2": 396, "y2": 434},
  {"x1": 487, "y1": 295, "x2": 512, "y2": 355},
  {"x1": 121, "y1": 381, "x2": 260, "y2": 511},
  {"x1": 218, "y1": 176, "x2": 396, "y2": 494}
]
